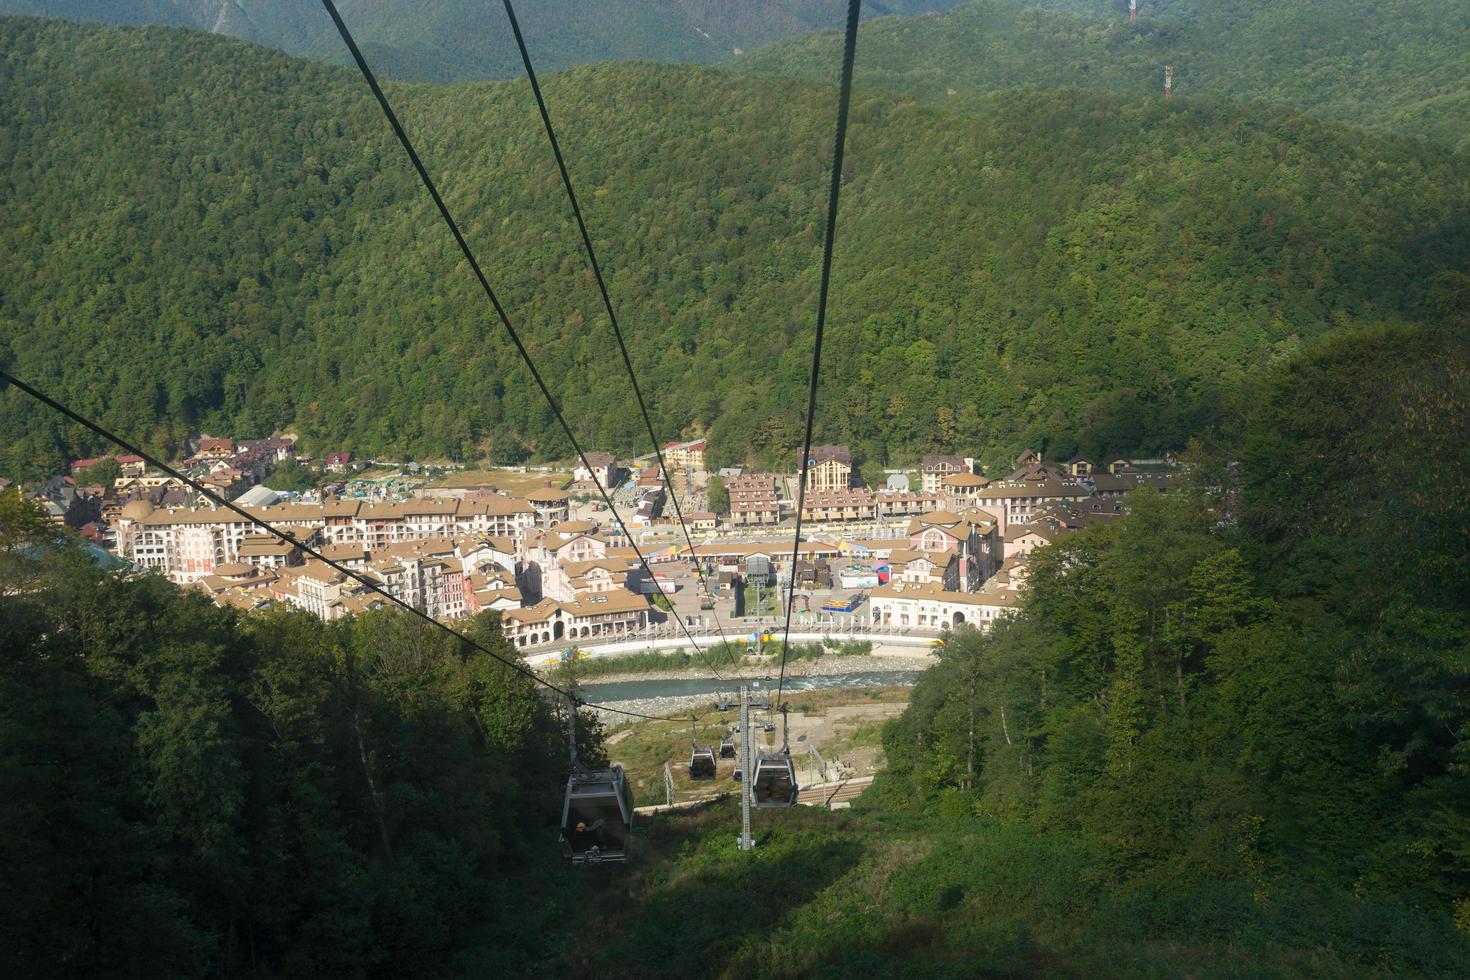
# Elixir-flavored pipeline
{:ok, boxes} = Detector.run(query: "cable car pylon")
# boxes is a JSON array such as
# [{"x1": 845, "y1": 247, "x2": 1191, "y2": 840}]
[{"x1": 738, "y1": 687, "x2": 755, "y2": 851}]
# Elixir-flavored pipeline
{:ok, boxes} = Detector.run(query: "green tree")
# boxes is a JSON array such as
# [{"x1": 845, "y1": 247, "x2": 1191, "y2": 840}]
[
  {"x1": 705, "y1": 473, "x2": 728, "y2": 514},
  {"x1": 77, "y1": 457, "x2": 121, "y2": 491}
]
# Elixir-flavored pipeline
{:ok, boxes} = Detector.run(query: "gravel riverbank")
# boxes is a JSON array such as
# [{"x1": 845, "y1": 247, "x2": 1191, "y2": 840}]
[{"x1": 556, "y1": 650, "x2": 936, "y2": 687}]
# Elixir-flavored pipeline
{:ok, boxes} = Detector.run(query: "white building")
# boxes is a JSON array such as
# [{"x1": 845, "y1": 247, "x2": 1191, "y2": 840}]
[{"x1": 867, "y1": 581, "x2": 1019, "y2": 631}]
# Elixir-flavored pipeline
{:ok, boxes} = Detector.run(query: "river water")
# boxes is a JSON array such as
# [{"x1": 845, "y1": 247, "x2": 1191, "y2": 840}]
[{"x1": 579, "y1": 669, "x2": 922, "y2": 705}]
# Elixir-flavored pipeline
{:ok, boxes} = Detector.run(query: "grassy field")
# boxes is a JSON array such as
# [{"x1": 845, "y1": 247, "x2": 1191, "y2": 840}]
[
  {"x1": 425, "y1": 468, "x2": 571, "y2": 495},
  {"x1": 538, "y1": 800, "x2": 1461, "y2": 978}
]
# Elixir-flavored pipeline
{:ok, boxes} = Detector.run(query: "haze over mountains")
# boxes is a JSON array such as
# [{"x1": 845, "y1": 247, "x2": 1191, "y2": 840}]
[
  {"x1": 1, "y1": 16, "x2": 1466, "y2": 479},
  {"x1": 0, "y1": 0, "x2": 965, "y2": 81},
  {"x1": 743, "y1": 0, "x2": 1470, "y2": 152},
  {"x1": 10, "y1": 0, "x2": 1469, "y2": 149}
]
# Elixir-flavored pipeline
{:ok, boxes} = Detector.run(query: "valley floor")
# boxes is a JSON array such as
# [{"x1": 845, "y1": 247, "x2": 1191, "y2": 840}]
[{"x1": 605, "y1": 686, "x2": 912, "y2": 804}]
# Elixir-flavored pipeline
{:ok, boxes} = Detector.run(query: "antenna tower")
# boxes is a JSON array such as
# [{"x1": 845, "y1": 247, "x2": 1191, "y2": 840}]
[
  {"x1": 1164, "y1": 65, "x2": 1174, "y2": 101},
  {"x1": 1130, "y1": 0, "x2": 1137, "y2": 22}
]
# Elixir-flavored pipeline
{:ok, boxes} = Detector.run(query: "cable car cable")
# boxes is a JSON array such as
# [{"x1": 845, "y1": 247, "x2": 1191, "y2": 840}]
[
  {"x1": 499, "y1": 0, "x2": 737, "y2": 671},
  {"x1": 776, "y1": 0, "x2": 863, "y2": 708},
  {"x1": 316, "y1": 0, "x2": 718, "y2": 672},
  {"x1": 0, "y1": 370, "x2": 677, "y2": 724}
]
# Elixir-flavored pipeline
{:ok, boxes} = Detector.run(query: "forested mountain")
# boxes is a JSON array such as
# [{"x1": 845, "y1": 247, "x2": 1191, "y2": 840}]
[
  {"x1": 2, "y1": 17, "x2": 1467, "y2": 479},
  {"x1": 740, "y1": 0, "x2": 1470, "y2": 153},
  {"x1": 0, "y1": 0, "x2": 964, "y2": 81}
]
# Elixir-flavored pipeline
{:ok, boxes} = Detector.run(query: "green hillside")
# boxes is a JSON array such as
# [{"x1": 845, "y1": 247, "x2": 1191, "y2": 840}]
[
  {"x1": 739, "y1": 0, "x2": 1470, "y2": 153},
  {"x1": 2, "y1": 17, "x2": 1468, "y2": 479},
  {"x1": 0, "y1": 1, "x2": 966, "y2": 82}
]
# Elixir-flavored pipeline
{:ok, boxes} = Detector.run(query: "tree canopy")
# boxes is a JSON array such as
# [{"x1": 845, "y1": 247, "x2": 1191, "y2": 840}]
[
  {"x1": 3, "y1": 17, "x2": 1466, "y2": 480},
  {"x1": 0, "y1": 487, "x2": 597, "y2": 976},
  {"x1": 865, "y1": 323, "x2": 1470, "y2": 962}
]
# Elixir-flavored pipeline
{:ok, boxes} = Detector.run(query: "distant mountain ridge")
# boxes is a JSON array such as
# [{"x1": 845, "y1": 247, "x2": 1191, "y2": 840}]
[
  {"x1": 739, "y1": 0, "x2": 1470, "y2": 153},
  {"x1": 0, "y1": 0, "x2": 966, "y2": 81}
]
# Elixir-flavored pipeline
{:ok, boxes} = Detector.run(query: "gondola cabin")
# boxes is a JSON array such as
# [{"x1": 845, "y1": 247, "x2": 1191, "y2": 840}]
[
  {"x1": 751, "y1": 749, "x2": 799, "y2": 808},
  {"x1": 561, "y1": 764, "x2": 634, "y2": 864},
  {"x1": 689, "y1": 744, "x2": 717, "y2": 780},
  {"x1": 719, "y1": 737, "x2": 737, "y2": 759}
]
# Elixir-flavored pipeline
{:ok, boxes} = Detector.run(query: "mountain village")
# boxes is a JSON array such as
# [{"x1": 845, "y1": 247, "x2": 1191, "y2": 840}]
[{"x1": 11, "y1": 437, "x2": 1178, "y2": 650}]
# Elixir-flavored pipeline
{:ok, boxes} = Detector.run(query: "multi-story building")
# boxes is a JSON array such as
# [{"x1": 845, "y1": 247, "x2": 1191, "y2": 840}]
[
  {"x1": 521, "y1": 522, "x2": 610, "y2": 601},
  {"x1": 941, "y1": 472, "x2": 991, "y2": 509},
  {"x1": 237, "y1": 535, "x2": 303, "y2": 570},
  {"x1": 197, "y1": 437, "x2": 234, "y2": 461},
  {"x1": 872, "y1": 490, "x2": 947, "y2": 520},
  {"x1": 498, "y1": 589, "x2": 652, "y2": 648},
  {"x1": 802, "y1": 445, "x2": 852, "y2": 492},
  {"x1": 456, "y1": 535, "x2": 518, "y2": 578},
  {"x1": 115, "y1": 495, "x2": 536, "y2": 584},
  {"x1": 465, "y1": 570, "x2": 522, "y2": 614},
  {"x1": 560, "y1": 557, "x2": 634, "y2": 596},
  {"x1": 886, "y1": 548, "x2": 960, "y2": 592},
  {"x1": 1088, "y1": 470, "x2": 1179, "y2": 499},
  {"x1": 366, "y1": 540, "x2": 466, "y2": 620},
  {"x1": 527, "y1": 485, "x2": 571, "y2": 528},
  {"x1": 573, "y1": 452, "x2": 624, "y2": 491},
  {"x1": 907, "y1": 511, "x2": 1000, "y2": 592},
  {"x1": 324, "y1": 451, "x2": 356, "y2": 473},
  {"x1": 276, "y1": 561, "x2": 355, "y2": 619},
  {"x1": 662, "y1": 439, "x2": 707, "y2": 471},
  {"x1": 968, "y1": 479, "x2": 1093, "y2": 529},
  {"x1": 867, "y1": 581, "x2": 1019, "y2": 631},
  {"x1": 726, "y1": 473, "x2": 781, "y2": 526},
  {"x1": 798, "y1": 488, "x2": 947, "y2": 523},
  {"x1": 920, "y1": 454, "x2": 974, "y2": 493},
  {"x1": 237, "y1": 438, "x2": 296, "y2": 464},
  {"x1": 800, "y1": 488, "x2": 874, "y2": 523},
  {"x1": 1003, "y1": 523, "x2": 1062, "y2": 559}
]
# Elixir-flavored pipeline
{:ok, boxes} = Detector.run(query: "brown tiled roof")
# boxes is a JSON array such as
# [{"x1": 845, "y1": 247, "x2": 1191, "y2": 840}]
[
  {"x1": 319, "y1": 543, "x2": 368, "y2": 563},
  {"x1": 560, "y1": 589, "x2": 651, "y2": 618},
  {"x1": 975, "y1": 480, "x2": 1093, "y2": 499},
  {"x1": 238, "y1": 536, "x2": 297, "y2": 556},
  {"x1": 501, "y1": 599, "x2": 561, "y2": 625},
  {"x1": 802, "y1": 445, "x2": 851, "y2": 466},
  {"x1": 869, "y1": 582, "x2": 1019, "y2": 607}
]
